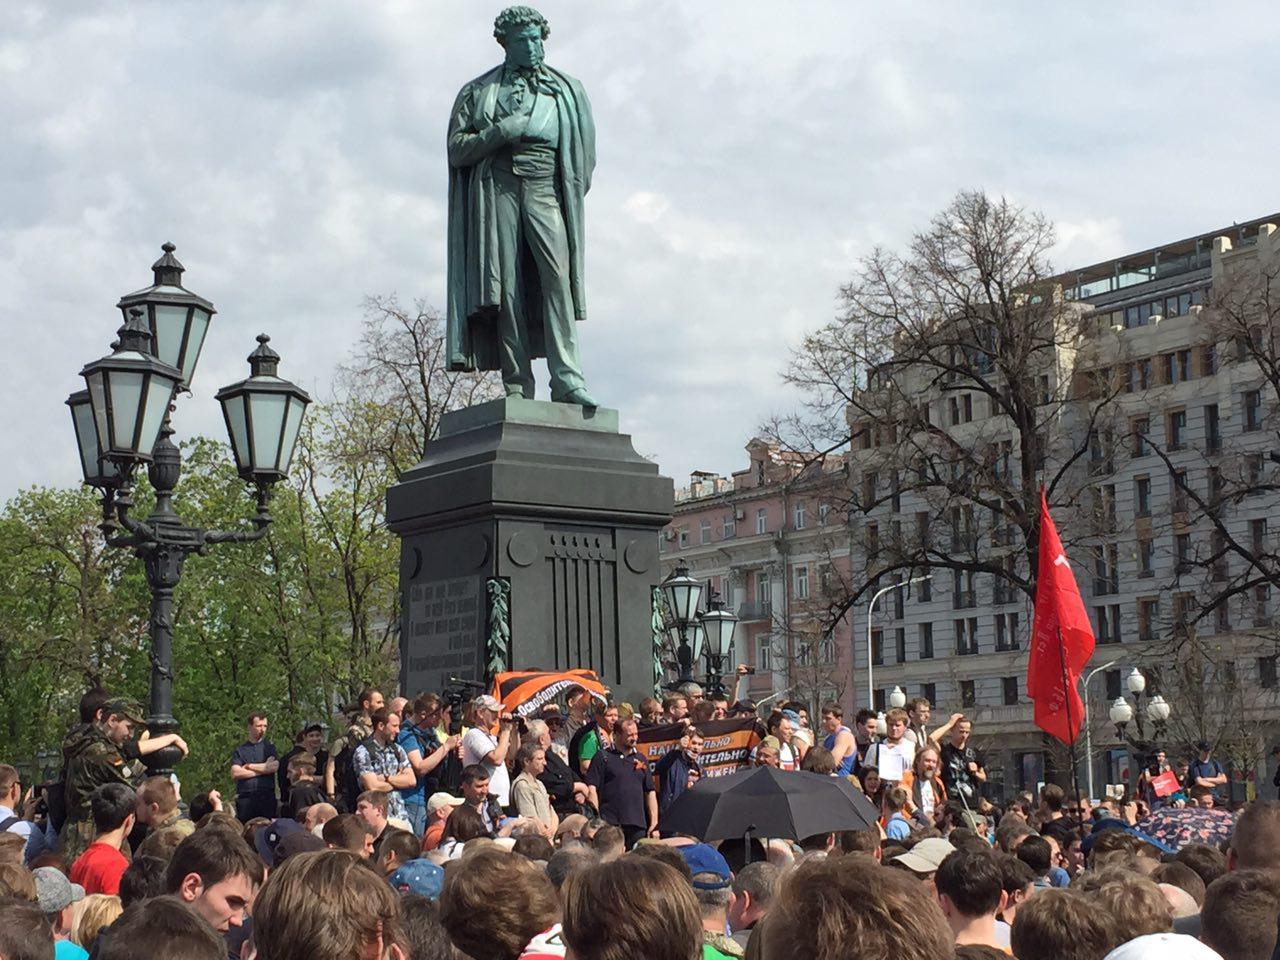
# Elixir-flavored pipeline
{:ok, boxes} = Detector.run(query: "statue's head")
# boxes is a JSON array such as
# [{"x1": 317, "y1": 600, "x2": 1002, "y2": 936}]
[{"x1": 494, "y1": 6, "x2": 549, "y2": 69}]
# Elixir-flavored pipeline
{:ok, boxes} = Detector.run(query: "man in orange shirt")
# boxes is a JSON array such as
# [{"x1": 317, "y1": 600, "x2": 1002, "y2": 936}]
[
  {"x1": 69, "y1": 782, "x2": 136, "y2": 895},
  {"x1": 421, "y1": 791, "x2": 465, "y2": 852}
]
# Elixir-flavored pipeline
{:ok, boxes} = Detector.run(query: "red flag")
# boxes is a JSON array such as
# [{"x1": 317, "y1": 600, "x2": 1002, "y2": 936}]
[{"x1": 1026, "y1": 490, "x2": 1096, "y2": 745}]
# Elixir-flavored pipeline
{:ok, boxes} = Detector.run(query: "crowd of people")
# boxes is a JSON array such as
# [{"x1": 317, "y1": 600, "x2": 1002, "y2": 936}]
[{"x1": 0, "y1": 681, "x2": 1277, "y2": 960}]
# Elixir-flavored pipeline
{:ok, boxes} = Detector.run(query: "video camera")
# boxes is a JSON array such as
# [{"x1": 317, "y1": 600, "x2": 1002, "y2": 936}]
[{"x1": 443, "y1": 677, "x2": 486, "y2": 735}]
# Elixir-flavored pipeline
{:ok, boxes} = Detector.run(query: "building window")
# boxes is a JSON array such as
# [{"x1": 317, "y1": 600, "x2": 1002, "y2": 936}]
[
  {"x1": 1252, "y1": 519, "x2": 1268, "y2": 555},
  {"x1": 952, "y1": 569, "x2": 976, "y2": 608},
  {"x1": 1138, "y1": 598, "x2": 1160, "y2": 642},
  {"x1": 873, "y1": 689, "x2": 886, "y2": 712},
  {"x1": 755, "y1": 508, "x2": 768, "y2": 535},
  {"x1": 895, "y1": 628, "x2": 906, "y2": 664},
  {"x1": 1167, "y1": 410, "x2": 1186, "y2": 450},
  {"x1": 1260, "y1": 656, "x2": 1278, "y2": 690},
  {"x1": 659, "y1": 532, "x2": 666, "y2": 554},
  {"x1": 678, "y1": 528, "x2": 689, "y2": 548},
  {"x1": 1245, "y1": 390, "x2": 1263, "y2": 431},
  {"x1": 818, "y1": 503, "x2": 830, "y2": 526},
  {"x1": 756, "y1": 636, "x2": 771, "y2": 672},
  {"x1": 1256, "y1": 585, "x2": 1271, "y2": 627},
  {"x1": 1205, "y1": 404, "x2": 1221, "y2": 453},
  {"x1": 794, "y1": 565, "x2": 809, "y2": 600},
  {"x1": 1105, "y1": 669, "x2": 1121, "y2": 700},
  {"x1": 756, "y1": 573, "x2": 770, "y2": 608},
  {"x1": 871, "y1": 629, "x2": 884, "y2": 666},
  {"x1": 993, "y1": 612, "x2": 1020, "y2": 652},
  {"x1": 1135, "y1": 477, "x2": 1151, "y2": 517},
  {"x1": 794, "y1": 502, "x2": 806, "y2": 530},
  {"x1": 1138, "y1": 538, "x2": 1154, "y2": 577},
  {"x1": 1128, "y1": 358, "x2": 1152, "y2": 391},
  {"x1": 919, "y1": 576, "x2": 932, "y2": 602},
  {"x1": 1131, "y1": 418, "x2": 1150, "y2": 456},
  {"x1": 919, "y1": 622, "x2": 934, "y2": 660},
  {"x1": 1095, "y1": 604, "x2": 1121, "y2": 644},
  {"x1": 1215, "y1": 602, "x2": 1231, "y2": 634},
  {"x1": 922, "y1": 682, "x2": 937, "y2": 704},
  {"x1": 1202, "y1": 343, "x2": 1217, "y2": 375},
  {"x1": 1171, "y1": 470, "x2": 1189, "y2": 514},
  {"x1": 1175, "y1": 533, "x2": 1191, "y2": 573},
  {"x1": 1093, "y1": 544, "x2": 1119, "y2": 596},
  {"x1": 1002, "y1": 677, "x2": 1019, "y2": 706},
  {"x1": 960, "y1": 680, "x2": 976, "y2": 708},
  {"x1": 955, "y1": 618, "x2": 979, "y2": 656},
  {"x1": 723, "y1": 514, "x2": 736, "y2": 539},
  {"x1": 699, "y1": 519, "x2": 712, "y2": 545},
  {"x1": 818, "y1": 637, "x2": 835, "y2": 664}
]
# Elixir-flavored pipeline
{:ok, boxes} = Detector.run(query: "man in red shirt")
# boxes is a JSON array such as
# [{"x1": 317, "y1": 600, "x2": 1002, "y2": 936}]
[{"x1": 70, "y1": 781, "x2": 136, "y2": 895}]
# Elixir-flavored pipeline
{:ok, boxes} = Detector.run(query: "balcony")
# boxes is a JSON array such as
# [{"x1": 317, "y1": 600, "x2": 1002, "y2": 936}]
[{"x1": 737, "y1": 601, "x2": 772, "y2": 622}]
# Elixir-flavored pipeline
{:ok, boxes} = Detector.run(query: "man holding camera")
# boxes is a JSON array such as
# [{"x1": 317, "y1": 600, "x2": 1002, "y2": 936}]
[{"x1": 462, "y1": 695, "x2": 516, "y2": 807}]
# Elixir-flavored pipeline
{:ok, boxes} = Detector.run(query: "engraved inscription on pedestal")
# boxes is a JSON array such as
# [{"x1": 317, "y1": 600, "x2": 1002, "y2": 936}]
[{"x1": 404, "y1": 576, "x2": 484, "y2": 695}]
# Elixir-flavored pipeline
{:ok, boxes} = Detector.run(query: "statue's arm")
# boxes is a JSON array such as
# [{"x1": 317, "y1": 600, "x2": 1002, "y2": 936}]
[{"x1": 448, "y1": 85, "x2": 510, "y2": 168}]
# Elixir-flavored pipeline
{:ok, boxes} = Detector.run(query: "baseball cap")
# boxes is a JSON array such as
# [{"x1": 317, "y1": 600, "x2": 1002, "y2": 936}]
[
  {"x1": 255, "y1": 818, "x2": 303, "y2": 867},
  {"x1": 33, "y1": 867, "x2": 84, "y2": 914},
  {"x1": 541, "y1": 707, "x2": 566, "y2": 723},
  {"x1": 103, "y1": 698, "x2": 145, "y2": 724},
  {"x1": 388, "y1": 858, "x2": 445, "y2": 900},
  {"x1": 474, "y1": 695, "x2": 502, "y2": 712},
  {"x1": 276, "y1": 831, "x2": 326, "y2": 862},
  {"x1": 1196, "y1": 740, "x2": 1211, "y2": 752},
  {"x1": 891, "y1": 837, "x2": 956, "y2": 874},
  {"x1": 730, "y1": 700, "x2": 757, "y2": 716},
  {"x1": 427, "y1": 792, "x2": 466, "y2": 815},
  {"x1": 679, "y1": 843, "x2": 732, "y2": 889}
]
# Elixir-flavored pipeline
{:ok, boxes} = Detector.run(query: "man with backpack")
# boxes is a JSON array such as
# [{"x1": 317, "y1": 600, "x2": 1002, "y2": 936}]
[
  {"x1": 397, "y1": 694, "x2": 460, "y2": 837},
  {"x1": 326, "y1": 688, "x2": 384, "y2": 813},
  {"x1": 0, "y1": 764, "x2": 43, "y2": 864}
]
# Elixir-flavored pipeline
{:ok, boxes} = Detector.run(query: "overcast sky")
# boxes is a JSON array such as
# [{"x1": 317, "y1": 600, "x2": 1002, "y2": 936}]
[{"x1": 5, "y1": 1, "x2": 1280, "y2": 498}]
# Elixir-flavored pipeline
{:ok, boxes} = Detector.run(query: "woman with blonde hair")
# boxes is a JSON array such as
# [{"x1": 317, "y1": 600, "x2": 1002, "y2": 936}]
[{"x1": 72, "y1": 893, "x2": 123, "y2": 948}]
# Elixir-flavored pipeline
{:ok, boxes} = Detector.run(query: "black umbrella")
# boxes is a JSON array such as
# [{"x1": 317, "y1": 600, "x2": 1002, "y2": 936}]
[{"x1": 659, "y1": 766, "x2": 880, "y2": 841}]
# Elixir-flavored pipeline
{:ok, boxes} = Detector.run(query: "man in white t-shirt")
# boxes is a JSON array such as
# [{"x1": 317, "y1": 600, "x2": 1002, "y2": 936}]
[
  {"x1": 462, "y1": 695, "x2": 514, "y2": 806},
  {"x1": 865, "y1": 708, "x2": 915, "y2": 786}
]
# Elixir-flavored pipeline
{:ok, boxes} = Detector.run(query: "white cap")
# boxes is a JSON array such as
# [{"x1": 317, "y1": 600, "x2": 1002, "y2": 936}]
[
  {"x1": 474, "y1": 695, "x2": 502, "y2": 712},
  {"x1": 1104, "y1": 933, "x2": 1223, "y2": 960}
]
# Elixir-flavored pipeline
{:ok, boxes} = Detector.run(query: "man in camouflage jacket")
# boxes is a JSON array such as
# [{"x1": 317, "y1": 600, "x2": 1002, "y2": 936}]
[{"x1": 60, "y1": 698, "x2": 145, "y2": 863}]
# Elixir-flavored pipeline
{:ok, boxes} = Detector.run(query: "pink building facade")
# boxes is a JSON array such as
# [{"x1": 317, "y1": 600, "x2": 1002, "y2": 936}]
[{"x1": 659, "y1": 439, "x2": 859, "y2": 715}]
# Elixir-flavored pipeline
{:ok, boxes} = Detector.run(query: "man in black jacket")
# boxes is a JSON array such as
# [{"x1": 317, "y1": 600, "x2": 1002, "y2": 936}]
[{"x1": 529, "y1": 716, "x2": 590, "y2": 817}]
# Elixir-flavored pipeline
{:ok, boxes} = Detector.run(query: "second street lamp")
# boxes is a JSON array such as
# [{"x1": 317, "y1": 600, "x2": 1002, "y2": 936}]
[{"x1": 698, "y1": 588, "x2": 738, "y2": 699}]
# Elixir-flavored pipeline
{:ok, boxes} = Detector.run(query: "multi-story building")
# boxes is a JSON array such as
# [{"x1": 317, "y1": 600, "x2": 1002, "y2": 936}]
[
  {"x1": 660, "y1": 440, "x2": 852, "y2": 711},
  {"x1": 662, "y1": 213, "x2": 1280, "y2": 800}
]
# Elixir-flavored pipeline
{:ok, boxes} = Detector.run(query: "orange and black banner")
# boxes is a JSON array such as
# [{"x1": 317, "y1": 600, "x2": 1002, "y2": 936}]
[
  {"x1": 490, "y1": 669, "x2": 609, "y2": 717},
  {"x1": 637, "y1": 717, "x2": 763, "y2": 779}
]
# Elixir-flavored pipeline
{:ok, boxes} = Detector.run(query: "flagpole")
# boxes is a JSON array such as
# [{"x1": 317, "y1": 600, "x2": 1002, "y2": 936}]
[{"x1": 1056, "y1": 626, "x2": 1086, "y2": 846}]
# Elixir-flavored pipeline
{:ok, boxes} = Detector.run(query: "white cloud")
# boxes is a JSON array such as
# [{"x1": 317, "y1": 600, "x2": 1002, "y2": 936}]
[{"x1": 4, "y1": 0, "x2": 1280, "y2": 496}]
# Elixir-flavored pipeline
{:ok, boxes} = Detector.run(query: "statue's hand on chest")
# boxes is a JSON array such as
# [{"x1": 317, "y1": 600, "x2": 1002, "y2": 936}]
[{"x1": 496, "y1": 81, "x2": 534, "y2": 142}]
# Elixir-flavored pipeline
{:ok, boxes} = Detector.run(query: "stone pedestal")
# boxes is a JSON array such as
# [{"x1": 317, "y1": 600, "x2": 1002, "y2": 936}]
[{"x1": 386, "y1": 398, "x2": 673, "y2": 704}]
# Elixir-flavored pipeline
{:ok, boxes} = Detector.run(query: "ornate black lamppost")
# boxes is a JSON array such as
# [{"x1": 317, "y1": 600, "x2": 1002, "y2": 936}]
[
  {"x1": 66, "y1": 244, "x2": 311, "y2": 776},
  {"x1": 698, "y1": 589, "x2": 738, "y2": 700},
  {"x1": 660, "y1": 562, "x2": 704, "y2": 687}
]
